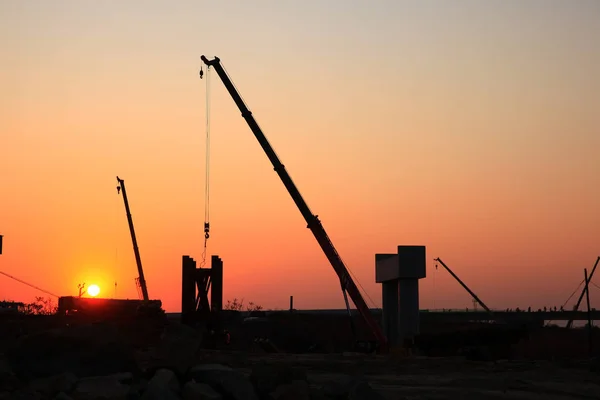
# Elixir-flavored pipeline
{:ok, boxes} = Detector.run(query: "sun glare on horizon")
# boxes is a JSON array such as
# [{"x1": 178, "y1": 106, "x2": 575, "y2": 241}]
[{"x1": 87, "y1": 284, "x2": 100, "y2": 297}]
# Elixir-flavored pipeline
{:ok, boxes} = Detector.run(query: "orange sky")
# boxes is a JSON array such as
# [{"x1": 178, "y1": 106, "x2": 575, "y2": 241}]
[{"x1": 1, "y1": 1, "x2": 599, "y2": 312}]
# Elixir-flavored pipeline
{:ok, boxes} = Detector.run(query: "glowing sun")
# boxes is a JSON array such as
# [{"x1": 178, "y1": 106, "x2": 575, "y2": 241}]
[{"x1": 87, "y1": 284, "x2": 100, "y2": 297}]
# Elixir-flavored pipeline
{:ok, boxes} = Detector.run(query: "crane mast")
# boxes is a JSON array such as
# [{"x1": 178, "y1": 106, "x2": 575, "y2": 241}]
[
  {"x1": 116, "y1": 176, "x2": 150, "y2": 302},
  {"x1": 200, "y1": 56, "x2": 388, "y2": 351}
]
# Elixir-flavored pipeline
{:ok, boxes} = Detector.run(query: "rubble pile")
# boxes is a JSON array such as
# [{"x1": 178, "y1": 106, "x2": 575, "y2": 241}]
[
  {"x1": 3, "y1": 322, "x2": 600, "y2": 400},
  {"x1": 0, "y1": 324, "x2": 384, "y2": 400},
  {"x1": 0, "y1": 360, "x2": 384, "y2": 400}
]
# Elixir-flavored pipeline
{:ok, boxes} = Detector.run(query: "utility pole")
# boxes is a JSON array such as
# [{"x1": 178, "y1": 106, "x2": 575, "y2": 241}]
[{"x1": 0, "y1": 234, "x2": 3, "y2": 255}]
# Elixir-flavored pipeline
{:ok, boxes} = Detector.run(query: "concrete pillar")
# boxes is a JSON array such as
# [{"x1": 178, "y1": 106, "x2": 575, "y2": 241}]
[
  {"x1": 382, "y1": 281, "x2": 400, "y2": 346},
  {"x1": 181, "y1": 255, "x2": 196, "y2": 325},
  {"x1": 376, "y1": 245, "x2": 426, "y2": 348},
  {"x1": 210, "y1": 255, "x2": 223, "y2": 313},
  {"x1": 399, "y1": 279, "x2": 420, "y2": 342}
]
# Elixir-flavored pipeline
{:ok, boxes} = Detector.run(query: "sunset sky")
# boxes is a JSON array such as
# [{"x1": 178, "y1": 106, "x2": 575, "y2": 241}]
[{"x1": 1, "y1": 1, "x2": 599, "y2": 313}]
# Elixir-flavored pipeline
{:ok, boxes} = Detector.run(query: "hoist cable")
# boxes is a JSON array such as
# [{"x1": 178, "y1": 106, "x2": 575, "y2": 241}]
[
  {"x1": 544, "y1": 279, "x2": 591, "y2": 326},
  {"x1": 339, "y1": 252, "x2": 378, "y2": 309},
  {"x1": 204, "y1": 66, "x2": 211, "y2": 224},
  {"x1": 561, "y1": 279, "x2": 584, "y2": 308},
  {"x1": 0, "y1": 270, "x2": 59, "y2": 298},
  {"x1": 200, "y1": 65, "x2": 211, "y2": 268}
]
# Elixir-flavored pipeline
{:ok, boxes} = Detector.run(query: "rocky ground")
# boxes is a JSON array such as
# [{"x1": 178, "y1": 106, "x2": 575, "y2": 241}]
[{"x1": 1, "y1": 320, "x2": 600, "y2": 400}]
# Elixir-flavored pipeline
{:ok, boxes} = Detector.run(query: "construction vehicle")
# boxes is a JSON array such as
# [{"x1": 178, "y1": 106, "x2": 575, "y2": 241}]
[
  {"x1": 57, "y1": 296, "x2": 162, "y2": 318},
  {"x1": 116, "y1": 176, "x2": 149, "y2": 301},
  {"x1": 200, "y1": 56, "x2": 389, "y2": 353}
]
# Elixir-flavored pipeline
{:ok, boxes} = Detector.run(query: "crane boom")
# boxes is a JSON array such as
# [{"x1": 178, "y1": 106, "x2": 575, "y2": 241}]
[
  {"x1": 200, "y1": 56, "x2": 388, "y2": 351},
  {"x1": 566, "y1": 256, "x2": 600, "y2": 328},
  {"x1": 116, "y1": 176, "x2": 149, "y2": 301},
  {"x1": 434, "y1": 258, "x2": 495, "y2": 319}
]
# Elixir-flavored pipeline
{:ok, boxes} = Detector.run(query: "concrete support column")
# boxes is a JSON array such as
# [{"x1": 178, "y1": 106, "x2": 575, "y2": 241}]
[
  {"x1": 399, "y1": 279, "x2": 420, "y2": 343},
  {"x1": 382, "y1": 280, "x2": 400, "y2": 347},
  {"x1": 211, "y1": 255, "x2": 223, "y2": 313},
  {"x1": 376, "y1": 245, "x2": 426, "y2": 349},
  {"x1": 181, "y1": 255, "x2": 197, "y2": 325}
]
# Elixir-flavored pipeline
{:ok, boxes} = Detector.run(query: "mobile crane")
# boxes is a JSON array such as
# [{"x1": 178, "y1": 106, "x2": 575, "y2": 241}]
[
  {"x1": 200, "y1": 56, "x2": 389, "y2": 352},
  {"x1": 116, "y1": 176, "x2": 150, "y2": 301}
]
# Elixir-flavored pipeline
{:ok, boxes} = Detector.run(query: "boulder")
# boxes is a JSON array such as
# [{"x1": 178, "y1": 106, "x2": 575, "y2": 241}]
[
  {"x1": 270, "y1": 380, "x2": 310, "y2": 400},
  {"x1": 140, "y1": 368, "x2": 181, "y2": 400},
  {"x1": 188, "y1": 364, "x2": 258, "y2": 400},
  {"x1": 249, "y1": 364, "x2": 307, "y2": 398},
  {"x1": 182, "y1": 380, "x2": 222, "y2": 400},
  {"x1": 71, "y1": 373, "x2": 131, "y2": 400}
]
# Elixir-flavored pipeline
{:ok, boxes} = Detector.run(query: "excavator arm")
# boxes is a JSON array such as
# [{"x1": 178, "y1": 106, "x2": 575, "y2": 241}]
[{"x1": 200, "y1": 56, "x2": 388, "y2": 352}]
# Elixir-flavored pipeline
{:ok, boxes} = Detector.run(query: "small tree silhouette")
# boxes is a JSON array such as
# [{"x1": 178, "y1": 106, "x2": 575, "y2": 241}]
[
  {"x1": 224, "y1": 298, "x2": 263, "y2": 312},
  {"x1": 23, "y1": 296, "x2": 57, "y2": 315},
  {"x1": 246, "y1": 301, "x2": 263, "y2": 312}
]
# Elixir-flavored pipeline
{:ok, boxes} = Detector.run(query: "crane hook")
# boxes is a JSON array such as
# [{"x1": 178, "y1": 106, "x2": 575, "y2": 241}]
[
  {"x1": 204, "y1": 222, "x2": 210, "y2": 239},
  {"x1": 199, "y1": 66, "x2": 204, "y2": 79}
]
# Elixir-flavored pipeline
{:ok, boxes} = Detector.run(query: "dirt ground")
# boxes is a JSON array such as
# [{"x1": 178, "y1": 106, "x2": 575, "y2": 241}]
[
  {"x1": 191, "y1": 351, "x2": 600, "y2": 399},
  {"x1": 2, "y1": 314, "x2": 600, "y2": 399}
]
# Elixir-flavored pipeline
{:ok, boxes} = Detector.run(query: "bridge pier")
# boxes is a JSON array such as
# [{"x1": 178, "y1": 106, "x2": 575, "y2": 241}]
[{"x1": 376, "y1": 245, "x2": 426, "y2": 347}]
